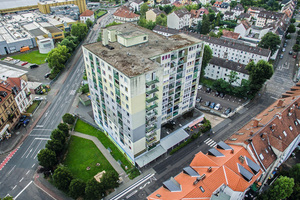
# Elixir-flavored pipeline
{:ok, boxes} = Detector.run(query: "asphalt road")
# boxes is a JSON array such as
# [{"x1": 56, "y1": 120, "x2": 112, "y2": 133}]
[{"x1": 0, "y1": 13, "x2": 105, "y2": 199}]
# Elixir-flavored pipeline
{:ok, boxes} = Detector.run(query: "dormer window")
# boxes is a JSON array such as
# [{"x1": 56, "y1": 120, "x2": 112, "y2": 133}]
[
  {"x1": 289, "y1": 126, "x2": 293, "y2": 131},
  {"x1": 283, "y1": 131, "x2": 287, "y2": 137}
]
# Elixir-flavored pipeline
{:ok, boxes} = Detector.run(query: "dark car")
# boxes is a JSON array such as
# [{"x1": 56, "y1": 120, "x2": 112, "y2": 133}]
[
  {"x1": 224, "y1": 108, "x2": 232, "y2": 115},
  {"x1": 220, "y1": 93, "x2": 225, "y2": 98},
  {"x1": 280, "y1": 54, "x2": 283, "y2": 59},
  {"x1": 215, "y1": 91, "x2": 220, "y2": 97},
  {"x1": 289, "y1": 51, "x2": 293, "y2": 55},
  {"x1": 23, "y1": 119, "x2": 30, "y2": 126},
  {"x1": 30, "y1": 64, "x2": 39, "y2": 69},
  {"x1": 284, "y1": 42, "x2": 287, "y2": 47},
  {"x1": 44, "y1": 73, "x2": 51, "y2": 78},
  {"x1": 206, "y1": 87, "x2": 212, "y2": 93},
  {"x1": 19, "y1": 115, "x2": 27, "y2": 122},
  {"x1": 210, "y1": 102, "x2": 216, "y2": 109},
  {"x1": 205, "y1": 101, "x2": 210, "y2": 107},
  {"x1": 15, "y1": 122, "x2": 23, "y2": 130}
]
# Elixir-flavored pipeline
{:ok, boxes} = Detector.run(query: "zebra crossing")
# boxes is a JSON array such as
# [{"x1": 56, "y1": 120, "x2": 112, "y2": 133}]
[{"x1": 204, "y1": 138, "x2": 217, "y2": 147}]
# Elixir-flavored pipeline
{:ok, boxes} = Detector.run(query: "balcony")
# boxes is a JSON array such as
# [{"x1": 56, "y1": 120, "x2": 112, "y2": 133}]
[
  {"x1": 195, "y1": 61, "x2": 200, "y2": 66},
  {"x1": 178, "y1": 60, "x2": 184, "y2": 65},
  {"x1": 146, "y1": 109, "x2": 158, "y2": 116},
  {"x1": 175, "y1": 92, "x2": 181, "y2": 99},
  {"x1": 169, "y1": 90, "x2": 174, "y2": 95},
  {"x1": 146, "y1": 137, "x2": 157, "y2": 145},
  {"x1": 114, "y1": 73, "x2": 119, "y2": 80},
  {"x1": 146, "y1": 103, "x2": 158, "y2": 111},
  {"x1": 98, "y1": 83, "x2": 103, "y2": 89},
  {"x1": 178, "y1": 52, "x2": 184, "y2": 58},
  {"x1": 171, "y1": 55, "x2": 177, "y2": 60},
  {"x1": 97, "y1": 68, "x2": 101, "y2": 74},
  {"x1": 194, "y1": 67, "x2": 199, "y2": 73},
  {"x1": 176, "y1": 74, "x2": 182, "y2": 79},
  {"x1": 169, "y1": 84, "x2": 174, "y2": 89},
  {"x1": 146, "y1": 87, "x2": 159, "y2": 95},
  {"x1": 146, "y1": 79, "x2": 159, "y2": 86},
  {"x1": 146, "y1": 125, "x2": 157, "y2": 133},
  {"x1": 146, "y1": 131, "x2": 156, "y2": 137},
  {"x1": 102, "y1": 104, "x2": 106, "y2": 109},
  {"x1": 118, "y1": 119, "x2": 123, "y2": 126},
  {"x1": 193, "y1": 72, "x2": 198, "y2": 79},
  {"x1": 114, "y1": 82, "x2": 119, "y2": 88},
  {"x1": 118, "y1": 112, "x2": 122, "y2": 118},
  {"x1": 146, "y1": 95, "x2": 158, "y2": 103},
  {"x1": 175, "y1": 87, "x2": 181, "y2": 93},
  {"x1": 177, "y1": 68, "x2": 183, "y2": 73},
  {"x1": 196, "y1": 52, "x2": 201, "y2": 58},
  {"x1": 115, "y1": 88, "x2": 120, "y2": 96}
]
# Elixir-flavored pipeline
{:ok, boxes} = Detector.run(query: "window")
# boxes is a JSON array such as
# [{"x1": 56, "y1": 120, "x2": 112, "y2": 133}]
[
  {"x1": 125, "y1": 96, "x2": 128, "y2": 101},
  {"x1": 144, "y1": 36, "x2": 147, "y2": 40},
  {"x1": 126, "y1": 104, "x2": 129, "y2": 109},
  {"x1": 289, "y1": 126, "x2": 293, "y2": 131},
  {"x1": 283, "y1": 131, "x2": 287, "y2": 137}
]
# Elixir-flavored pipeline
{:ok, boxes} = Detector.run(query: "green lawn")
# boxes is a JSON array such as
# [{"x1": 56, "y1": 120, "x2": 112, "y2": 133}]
[
  {"x1": 200, "y1": 77, "x2": 215, "y2": 88},
  {"x1": 95, "y1": 10, "x2": 107, "y2": 18},
  {"x1": 26, "y1": 101, "x2": 39, "y2": 113},
  {"x1": 74, "y1": 120, "x2": 133, "y2": 173},
  {"x1": 11, "y1": 50, "x2": 48, "y2": 65},
  {"x1": 64, "y1": 136, "x2": 116, "y2": 182}
]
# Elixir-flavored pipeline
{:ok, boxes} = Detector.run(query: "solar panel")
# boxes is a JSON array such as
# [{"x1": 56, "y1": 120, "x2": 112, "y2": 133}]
[
  {"x1": 238, "y1": 163, "x2": 254, "y2": 182},
  {"x1": 245, "y1": 156, "x2": 260, "y2": 174},
  {"x1": 163, "y1": 177, "x2": 181, "y2": 192},
  {"x1": 208, "y1": 148, "x2": 224, "y2": 157},
  {"x1": 183, "y1": 166, "x2": 200, "y2": 177},
  {"x1": 216, "y1": 141, "x2": 233, "y2": 150}
]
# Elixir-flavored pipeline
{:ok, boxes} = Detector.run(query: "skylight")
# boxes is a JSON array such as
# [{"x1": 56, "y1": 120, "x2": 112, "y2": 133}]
[
  {"x1": 245, "y1": 156, "x2": 261, "y2": 174},
  {"x1": 183, "y1": 166, "x2": 200, "y2": 177},
  {"x1": 163, "y1": 177, "x2": 181, "y2": 192},
  {"x1": 238, "y1": 163, "x2": 254, "y2": 182}
]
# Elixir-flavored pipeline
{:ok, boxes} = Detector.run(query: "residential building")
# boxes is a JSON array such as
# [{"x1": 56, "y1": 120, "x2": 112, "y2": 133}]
[
  {"x1": 113, "y1": 6, "x2": 140, "y2": 23},
  {"x1": 223, "y1": 11, "x2": 235, "y2": 20},
  {"x1": 231, "y1": 4, "x2": 244, "y2": 17},
  {"x1": 226, "y1": 93, "x2": 300, "y2": 185},
  {"x1": 153, "y1": 25, "x2": 271, "y2": 65},
  {"x1": 147, "y1": 143, "x2": 262, "y2": 200},
  {"x1": 247, "y1": 7, "x2": 266, "y2": 19},
  {"x1": 0, "y1": 86, "x2": 21, "y2": 140},
  {"x1": 80, "y1": 10, "x2": 95, "y2": 23},
  {"x1": 205, "y1": 57, "x2": 249, "y2": 86},
  {"x1": 222, "y1": 30, "x2": 240, "y2": 40},
  {"x1": 198, "y1": 0, "x2": 211, "y2": 5},
  {"x1": 160, "y1": 0, "x2": 172, "y2": 6},
  {"x1": 234, "y1": 20, "x2": 252, "y2": 38},
  {"x1": 0, "y1": 77, "x2": 32, "y2": 113},
  {"x1": 237, "y1": 13, "x2": 252, "y2": 23},
  {"x1": 129, "y1": 0, "x2": 144, "y2": 12},
  {"x1": 167, "y1": 9, "x2": 191, "y2": 29},
  {"x1": 146, "y1": 8, "x2": 165, "y2": 22},
  {"x1": 213, "y1": 1, "x2": 230, "y2": 14},
  {"x1": 190, "y1": 8, "x2": 209, "y2": 25},
  {"x1": 281, "y1": 0, "x2": 295, "y2": 13},
  {"x1": 255, "y1": 11, "x2": 284, "y2": 28},
  {"x1": 82, "y1": 23, "x2": 204, "y2": 164},
  {"x1": 0, "y1": 63, "x2": 28, "y2": 81},
  {"x1": 38, "y1": 0, "x2": 87, "y2": 14}
]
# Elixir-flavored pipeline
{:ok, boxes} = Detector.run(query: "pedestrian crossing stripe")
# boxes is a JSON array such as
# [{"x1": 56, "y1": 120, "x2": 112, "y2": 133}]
[{"x1": 204, "y1": 138, "x2": 218, "y2": 147}]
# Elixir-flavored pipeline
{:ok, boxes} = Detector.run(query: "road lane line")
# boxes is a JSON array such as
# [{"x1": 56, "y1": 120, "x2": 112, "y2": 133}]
[
  {"x1": 26, "y1": 148, "x2": 33, "y2": 158},
  {"x1": 33, "y1": 182, "x2": 56, "y2": 200},
  {"x1": 19, "y1": 177, "x2": 24, "y2": 182},
  {"x1": 12, "y1": 185, "x2": 17, "y2": 190},
  {"x1": 31, "y1": 140, "x2": 43, "y2": 158},
  {"x1": 15, "y1": 180, "x2": 33, "y2": 199},
  {"x1": 21, "y1": 140, "x2": 35, "y2": 158},
  {"x1": 7, "y1": 165, "x2": 16, "y2": 175},
  {"x1": 34, "y1": 138, "x2": 51, "y2": 140},
  {"x1": 204, "y1": 138, "x2": 211, "y2": 143},
  {"x1": 34, "y1": 150, "x2": 41, "y2": 159},
  {"x1": 32, "y1": 164, "x2": 35, "y2": 168},
  {"x1": 26, "y1": 170, "x2": 30, "y2": 175}
]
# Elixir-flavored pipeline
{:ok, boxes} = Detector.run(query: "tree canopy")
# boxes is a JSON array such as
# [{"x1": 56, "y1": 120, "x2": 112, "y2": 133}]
[
  {"x1": 268, "y1": 176, "x2": 294, "y2": 200},
  {"x1": 140, "y1": 3, "x2": 148, "y2": 17},
  {"x1": 62, "y1": 113, "x2": 75, "y2": 125},
  {"x1": 37, "y1": 148, "x2": 57, "y2": 169},
  {"x1": 69, "y1": 179, "x2": 86, "y2": 199},
  {"x1": 45, "y1": 139, "x2": 64, "y2": 155},
  {"x1": 201, "y1": 14, "x2": 210, "y2": 35},
  {"x1": 156, "y1": 14, "x2": 167, "y2": 26},
  {"x1": 201, "y1": 45, "x2": 213, "y2": 78},
  {"x1": 47, "y1": 45, "x2": 70, "y2": 70},
  {"x1": 50, "y1": 129, "x2": 66, "y2": 145},
  {"x1": 101, "y1": 171, "x2": 119, "y2": 190},
  {"x1": 86, "y1": 18, "x2": 93, "y2": 29},
  {"x1": 258, "y1": 32, "x2": 280, "y2": 55},
  {"x1": 71, "y1": 23, "x2": 88, "y2": 41},
  {"x1": 53, "y1": 166, "x2": 73, "y2": 191},
  {"x1": 288, "y1": 24, "x2": 296, "y2": 33},
  {"x1": 57, "y1": 123, "x2": 69, "y2": 137},
  {"x1": 85, "y1": 178, "x2": 104, "y2": 200}
]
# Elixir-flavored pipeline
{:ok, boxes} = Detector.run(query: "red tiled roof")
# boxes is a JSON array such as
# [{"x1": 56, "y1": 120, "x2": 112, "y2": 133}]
[
  {"x1": 147, "y1": 145, "x2": 262, "y2": 200},
  {"x1": 80, "y1": 10, "x2": 94, "y2": 17},
  {"x1": 222, "y1": 30, "x2": 240, "y2": 40},
  {"x1": 113, "y1": 6, "x2": 140, "y2": 18},
  {"x1": 0, "y1": 77, "x2": 22, "y2": 93},
  {"x1": 0, "y1": 85, "x2": 12, "y2": 103}
]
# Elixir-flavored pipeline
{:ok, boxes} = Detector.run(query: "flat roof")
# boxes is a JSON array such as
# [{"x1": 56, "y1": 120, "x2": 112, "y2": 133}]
[
  {"x1": 44, "y1": 26, "x2": 62, "y2": 33},
  {"x1": 0, "y1": 63, "x2": 27, "y2": 80},
  {"x1": 84, "y1": 23, "x2": 201, "y2": 77},
  {"x1": 0, "y1": 0, "x2": 39, "y2": 10}
]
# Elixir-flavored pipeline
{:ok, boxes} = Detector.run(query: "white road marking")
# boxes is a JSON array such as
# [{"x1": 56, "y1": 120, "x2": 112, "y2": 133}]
[
  {"x1": 34, "y1": 150, "x2": 41, "y2": 159},
  {"x1": 32, "y1": 164, "x2": 35, "y2": 168},
  {"x1": 34, "y1": 138, "x2": 51, "y2": 141},
  {"x1": 26, "y1": 170, "x2": 30, "y2": 175},
  {"x1": 33, "y1": 182, "x2": 56, "y2": 200},
  {"x1": 31, "y1": 140, "x2": 43, "y2": 158},
  {"x1": 36, "y1": 125, "x2": 44, "y2": 128},
  {"x1": 15, "y1": 181, "x2": 33, "y2": 199},
  {"x1": 21, "y1": 140, "x2": 35, "y2": 158},
  {"x1": 26, "y1": 149, "x2": 33, "y2": 158},
  {"x1": 271, "y1": 96, "x2": 278, "y2": 99},
  {"x1": 29, "y1": 134, "x2": 51, "y2": 137},
  {"x1": 12, "y1": 185, "x2": 17, "y2": 190},
  {"x1": 19, "y1": 177, "x2": 24, "y2": 182},
  {"x1": 7, "y1": 165, "x2": 16, "y2": 175},
  {"x1": 32, "y1": 129, "x2": 52, "y2": 131}
]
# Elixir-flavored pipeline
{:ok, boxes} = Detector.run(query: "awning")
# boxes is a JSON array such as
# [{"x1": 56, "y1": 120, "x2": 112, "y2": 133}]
[
  {"x1": 188, "y1": 117, "x2": 204, "y2": 128},
  {"x1": 160, "y1": 129, "x2": 189, "y2": 151},
  {"x1": 135, "y1": 145, "x2": 166, "y2": 168},
  {"x1": 0, "y1": 124, "x2": 9, "y2": 136}
]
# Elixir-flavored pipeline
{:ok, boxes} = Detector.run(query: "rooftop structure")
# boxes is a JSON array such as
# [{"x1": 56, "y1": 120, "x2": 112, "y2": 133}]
[{"x1": 38, "y1": 0, "x2": 86, "y2": 14}]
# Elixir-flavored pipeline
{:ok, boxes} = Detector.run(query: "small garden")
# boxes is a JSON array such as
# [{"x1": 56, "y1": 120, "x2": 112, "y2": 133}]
[
  {"x1": 95, "y1": 9, "x2": 107, "y2": 19},
  {"x1": 26, "y1": 101, "x2": 40, "y2": 113},
  {"x1": 11, "y1": 50, "x2": 48, "y2": 65}
]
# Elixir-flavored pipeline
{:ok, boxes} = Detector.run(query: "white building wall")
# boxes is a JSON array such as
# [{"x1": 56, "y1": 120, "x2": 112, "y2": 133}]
[{"x1": 167, "y1": 12, "x2": 180, "y2": 29}]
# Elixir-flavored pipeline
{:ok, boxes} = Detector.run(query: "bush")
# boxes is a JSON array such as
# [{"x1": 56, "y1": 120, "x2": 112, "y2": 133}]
[
  {"x1": 62, "y1": 113, "x2": 75, "y2": 125},
  {"x1": 286, "y1": 34, "x2": 291, "y2": 39},
  {"x1": 57, "y1": 123, "x2": 69, "y2": 137},
  {"x1": 53, "y1": 165, "x2": 73, "y2": 191},
  {"x1": 128, "y1": 167, "x2": 141, "y2": 180}
]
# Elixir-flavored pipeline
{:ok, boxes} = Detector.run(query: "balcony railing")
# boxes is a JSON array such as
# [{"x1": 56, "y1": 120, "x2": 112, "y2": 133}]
[
  {"x1": 178, "y1": 52, "x2": 184, "y2": 58},
  {"x1": 171, "y1": 55, "x2": 177, "y2": 60},
  {"x1": 175, "y1": 93, "x2": 181, "y2": 99},
  {"x1": 178, "y1": 60, "x2": 184, "y2": 65},
  {"x1": 146, "y1": 109, "x2": 158, "y2": 116},
  {"x1": 146, "y1": 125, "x2": 157, "y2": 133},
  {"x1": 114, "y1": 73, "x2": 119, "y2": 80},
  {"x1": 97, "y1": 68, "x2": 101, "y2": 74},
  {"x1": 176, "y1": 74, "x2": 182, "y2": 79},
  {"x1": 146, "y1": 131, "x2": 156, "y2": 138},
  {"x1": 146, "y1": 87, "x2": 159, "y2": 95},
  {"x1": 177, "y1": 68, "x2": 183, "y2": 73},
  {"x1": 146, "y1": 103, "x2": 158, "y2": 111},
  {"x1": 146, "y1": 95, "x2": 158, "y2": 103},
  {"x1": 146, "y1": 79, "x2": 159, "y2": 86}
]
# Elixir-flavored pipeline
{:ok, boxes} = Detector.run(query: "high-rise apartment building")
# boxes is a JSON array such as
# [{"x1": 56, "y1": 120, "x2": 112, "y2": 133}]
[{"x1": 82, "y1": 23, "x2": 204, "y2": 164}]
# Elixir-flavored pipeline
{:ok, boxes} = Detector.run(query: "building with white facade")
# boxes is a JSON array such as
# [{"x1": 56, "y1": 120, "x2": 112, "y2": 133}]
[
  {"x1": 113, "y1": 6, "x2": 140, "y2": 23},
  {"x1": 205, "y1": 57, "x2": 249, "y2": 86},
  {"x1": 129, "y1": 0, "x2": 144, "y2": 12},
  {"x1": 80, "y1": 10, "x2": 95, "y2": 23},
  {"x1": 231, "y1": 4, "x2": 244, "y2": 17},
  {"x1": 167, "y1": 8, "x2": 191, "y2": 29},
  {"x1": 82, "y1": 23, "x2": 204, "y2": 164},
  {"x1": 255, "y1": 11, "x2": 284, "y2": 28},
  {"x1": 37, "y1": 37, "x2": 54, "y2": 54}
]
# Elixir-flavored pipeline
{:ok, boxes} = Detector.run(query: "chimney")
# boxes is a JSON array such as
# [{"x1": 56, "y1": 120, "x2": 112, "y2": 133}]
[
  {"x1": 231, "y1": 149, "x2": 234, "y2": 154},
  {"x1": 239, "y1": 155, "x2": 245, "y2": 163},
  {"x1": 277, "y1": 99, "x2": 284, "y2": 107},
  {"x1": 253, "y1": 119, "x2": 259, "y2": 127},
  {"x1": 250, "y1": 131, "x2": 254, "y2": 136},
  {"x1": 207, "y1": 167, "x2": 212, "y2": 172}
]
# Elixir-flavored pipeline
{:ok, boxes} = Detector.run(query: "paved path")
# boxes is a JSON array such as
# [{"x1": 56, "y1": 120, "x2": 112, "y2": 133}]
[{"x1": 71, "y1": 131, "x2": 129, "y2": 182}]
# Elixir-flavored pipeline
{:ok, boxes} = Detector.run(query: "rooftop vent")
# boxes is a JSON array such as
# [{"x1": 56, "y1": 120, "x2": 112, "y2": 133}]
[
  {"x1": 207, "y1": 167, "x2": 212, "y2": 172},
  {"x1": 0, "y1": 91, "x2": 8, "y2": 97},
  {"x1": 239, "y1": 155, "x2": 245, "y2": 164}
]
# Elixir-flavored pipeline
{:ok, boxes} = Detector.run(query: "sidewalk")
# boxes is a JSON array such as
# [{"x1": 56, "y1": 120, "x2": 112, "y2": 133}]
[{"x1": 71, "y1": 131, "x2": 129, "y2": 183}]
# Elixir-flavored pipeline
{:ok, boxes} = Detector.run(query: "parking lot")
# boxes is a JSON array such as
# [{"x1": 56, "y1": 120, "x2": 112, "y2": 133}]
[{"x1": 196, "y1": 86, "x2": 248, "y2": 116}]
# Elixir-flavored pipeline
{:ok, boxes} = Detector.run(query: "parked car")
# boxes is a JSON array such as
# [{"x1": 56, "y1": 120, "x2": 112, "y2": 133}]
[
  {"x1": 21, "y1": 62, "x2": 28, "y2": 66},
  {"x1": 23, "y1": 119, "x2": 30, "y2": 126},
  {"x1": 294, "y1": 54, "x2": 297, "y2": 59},
  {"x1": 13, "y1": 59, "x2": 20, "y2": 64},
  {"x1": 280, "y1": 54, "x2": 284, "y2": 59},
  {"x1": 289, "y1": 51, "x2": 293, "y2": 55},
  {"x1": 282, "y1": 48, "x2": 286, "y2": 52},
  {"x1": 220, "y1": 93, "x2": 225, "y2": 98},
  {"x1": 224, "y1": 108, "x2": 232, "y2": 115},
  {"x1": 19, "y1": 115, "x2": 27, "y2": 122},
  {"x1": 34, "y1": 97, "x2": 44, "y2": 101},
  {"x1": 198, "y1": 85, "x2": 202, "y2": 90},
  {"x1": 30, "y1": 64, "x2": 39, "y2": 69},
  {"x1": 215, "y1": 91, "x2": 220, "y2": 97},
  {"x1": 15, "y1": 122, "x2": 23, "y2": 130},
  {"x1": 214, "y1": 103, "x2": 221, "y2": 110},
  {"x1": 196, "y1": 97, "x2": 202, "y2": 103},
  {"x1": 284, "y1": 42, "x2": 287, "y2": 47},
  {"x1": 205, "y1": 101, "x2": 210, "y2": 107},
  {"x1": 210, "y1": 102, "x2": 216, "y2": 109},
  {"x1": 44, "y1": 73, "x2": 51, "y2": 78},
  {"x1": 206, "y1": 87, "x2": 212, "y2": 93}
]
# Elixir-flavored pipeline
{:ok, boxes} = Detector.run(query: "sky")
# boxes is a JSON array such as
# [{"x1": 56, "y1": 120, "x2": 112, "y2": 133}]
[{"x1": 0, "y1": 0, "x2": 40, "y2": 10}]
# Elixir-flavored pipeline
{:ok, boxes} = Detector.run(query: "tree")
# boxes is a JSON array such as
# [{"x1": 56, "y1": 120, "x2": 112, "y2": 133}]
[
  {"x1": 156, "y1": 14, "x2": 167, "y2": 26},
  {"x1": 60, "y1": 37, "x2": 76, "y2": 52},
  {"x1": 69, "y1": 179, "x2": 86, "y2": 199},
  {"x1": 227, "y1": 71, "x2": 240, "y2": 86},
  {"x1": 86, "y1": 18, "x2": 93, "y2": 29},
  {"x1": 288, "y1": 24, "x2": 296, "y2": 33},
  {"x1": 230, "y1": 1, "x2": 238, "y2": 8},
  {"x1": 50, "y1": 129, "x2": 66, "y2": 144},
  {"x1": 268, "y1": 176, "x2": 294, "y2": 200},
  {"x1": 47, "y1": 45, "x2": 70, "y2": 70},
  {"x1": 57, "y1": 123, "x2": 69, "y2": 137},
  {"x1": 37, "y1": 148, "x2": 57, "y2": 169},
  {"x1": 246, "y1": 60, "x2": 273, "y2": 85},
  {"x1": 291, "y1": 18, "x2": 296, "y2": 23},
  {"x1": 53, "y1": 166, "x2": 73, "y2": 191},
  {"x1": 200, "y1": 45, "x2": 213, "y2": 78},
  {"x1": 196, "y1": 20, "x2": 202, "y2": 33},
  {"x1": 293, "y1": 44, "x2": 300, "y2": 52},
  {"x1": 62, "y1": 113, "x2": 75, "y2": 124},
  {"x1": 258, "y1": 32, "x2": 280, "y2": 55},
  {"x1": 71, "y1": 23, "x2": 88, "y2": 41},
  {"x1": 45, "y1": 139, "x2": 64, "y2": 155},
  {"x1": 201, "y1": 14, "x2": 210, "y2": 34},
  {"x1": 80, "y1": 84, "x2": 90, "y2": 94},
  {"x1": 0, "y1": 196, "x2": 14, "y2": 200},
  {"x1": 161, "y1": 5, "x2": 172, "y2": 15},
  {"x1": 140, "y1": 3, "x2": 148, "y2": 17},
  {"x1": 85, "y1": 178, "x2": 104, "y2": 200},
  {"x1": 101, "y1": 171, "x2": 119, "y2": 190}
]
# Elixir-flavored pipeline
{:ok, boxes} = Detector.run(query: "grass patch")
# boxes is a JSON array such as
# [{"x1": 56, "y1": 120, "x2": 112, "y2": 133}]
[
  {"x1": 200, "y1": 77, "x2": 215, "y2": 88},
  {"x1": 11, "y1": 50, "x2": 48, "y2": 64},
  {"x1": 26, "y1": 101, "x2": 39, "y2": 113},
  {"x1": 64, "y1": 136, "x2": 116, "y2": 182},
  {"x1": 74, "y1": 120, "x2": 134, "y2": 173},
  {"x1": 95, "y1": 10, "x2": 107, "y2": 18}
]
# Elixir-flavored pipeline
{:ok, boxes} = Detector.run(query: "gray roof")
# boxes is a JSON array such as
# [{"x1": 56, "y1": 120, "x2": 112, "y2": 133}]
[
  {"x1": 217, "y1": 141, "x2": 233, "y2": 150},
  {"x1": 237, "y1": 13, "x2": 251, "y2": 19},
  {"x1": 173, "y1": 8, "x2": 191, "y2": 18},
  {"x1": 183, "y1": 166, "x2": 200, "y2": 177},
  {"x1": 209, "y1": 57, "x2": 249, "y2": 74},
  {"x1": 130, "y1": 0, "x2": 143, "y2": 4},
  {"x1": 238, "y1": 163, "x2": 254, "y2": 182},
  {"x1": 258, "y1": 10, "x2": 284, "y2": 20},
  {"x1": 153, "y1": 25, "x2": 271, "y2": 57},
  {"x1": 232, "y1": 4, "x2": 244, "y2": 11},
  {"x1": 245, "y1": 156, "x2": 261, "y2": 174},
  {"x1": 151, "y1": 8, "x2": 165, "y2": 15},
  {"x1": 224, "y1": 11, "x2": 234, "y2": 16},
  {"x1": 208, "y1": 148, "x2": 224, "y2": 157},
  {"x1": 28, "y1": 28, "x2": 46, "y2": 37},
  {"x1": 163, "y1": 177, "x2": 181, "y2": 192}
]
